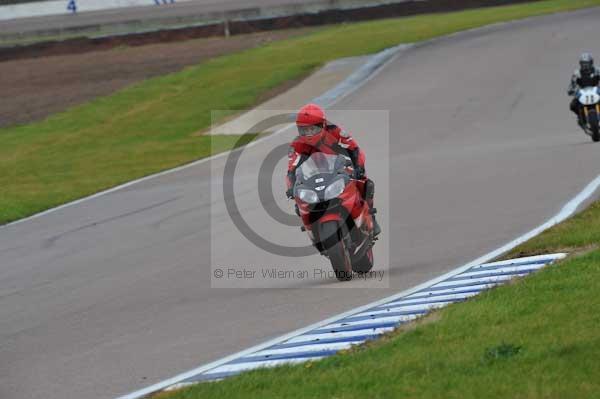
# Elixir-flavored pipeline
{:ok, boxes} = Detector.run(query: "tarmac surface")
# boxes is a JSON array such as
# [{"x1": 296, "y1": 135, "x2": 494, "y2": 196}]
[{"x1": 2, "y1": 8, "x2": 600, "y2": 399}]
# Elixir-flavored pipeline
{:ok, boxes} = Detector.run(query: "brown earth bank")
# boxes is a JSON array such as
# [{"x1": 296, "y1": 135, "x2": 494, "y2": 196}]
[{"x1": 0, "y1": 28, "x2": 312, "y2": 128}]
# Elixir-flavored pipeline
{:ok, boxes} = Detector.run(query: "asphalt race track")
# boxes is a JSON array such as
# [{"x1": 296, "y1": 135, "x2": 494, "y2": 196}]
[
  {"x1": 2, "y1": 8, "x2": 600, "y2": 399},
  {"x1": 0, "y1": 0, "x2": 353, "y2": 36}
]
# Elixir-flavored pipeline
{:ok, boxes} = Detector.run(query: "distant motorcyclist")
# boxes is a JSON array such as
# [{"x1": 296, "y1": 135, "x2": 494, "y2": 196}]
[
  {"x1": 568, "y1": 53, "x2": 600, "y2": 127},
  {"x1": 286, "y1": 103, "x2": 381, "y2": 236}
]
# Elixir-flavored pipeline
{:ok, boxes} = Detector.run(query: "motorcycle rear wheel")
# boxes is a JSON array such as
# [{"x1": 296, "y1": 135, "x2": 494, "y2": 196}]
[{"x1": 319, "y1": 221, "x2": 353, "y2": 281}]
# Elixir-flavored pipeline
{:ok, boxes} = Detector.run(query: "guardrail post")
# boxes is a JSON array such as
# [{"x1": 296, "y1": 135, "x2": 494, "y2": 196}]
[{"x1": 224, "y1": 19, "x2": 230, "y2": 38}]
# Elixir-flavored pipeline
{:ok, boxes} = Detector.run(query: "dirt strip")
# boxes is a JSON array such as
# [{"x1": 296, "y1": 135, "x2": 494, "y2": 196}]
[{"x1": 0, "y1": 28, "x2": 313, "y2": 128}]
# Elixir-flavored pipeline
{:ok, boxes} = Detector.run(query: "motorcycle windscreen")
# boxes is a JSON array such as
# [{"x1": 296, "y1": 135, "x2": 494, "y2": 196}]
[{"x1": 297, "y1": 153, "x2": 342, "y2": 180}]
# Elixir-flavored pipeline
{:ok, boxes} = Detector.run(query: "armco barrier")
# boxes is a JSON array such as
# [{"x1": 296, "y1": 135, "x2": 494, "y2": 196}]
[
  {"x1": 0, "y1": 0, "x2": 189, "y2": 21},
  {"x1": 0, "y1": 0, "x2": 541, "y2": 62}
]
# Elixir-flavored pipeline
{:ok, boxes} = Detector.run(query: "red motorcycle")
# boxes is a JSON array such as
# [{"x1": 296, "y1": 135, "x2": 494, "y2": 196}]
[{"x1": 293, "y1": 152, "x2": 377, "y2": 281}]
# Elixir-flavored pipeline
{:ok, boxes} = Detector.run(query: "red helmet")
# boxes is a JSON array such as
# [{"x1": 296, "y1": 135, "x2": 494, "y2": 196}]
[{"x1": 296, "y1": 103, "x2": 326, "y2": 137}]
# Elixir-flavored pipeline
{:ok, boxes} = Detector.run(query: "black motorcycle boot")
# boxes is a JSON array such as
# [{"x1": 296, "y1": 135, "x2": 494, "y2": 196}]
[
  {"x1": 370, "y1": 209, "x2": 381, "y2": 237},
  {"x1": 578, "y1": 113, "x2": 586, "y2": 128}
]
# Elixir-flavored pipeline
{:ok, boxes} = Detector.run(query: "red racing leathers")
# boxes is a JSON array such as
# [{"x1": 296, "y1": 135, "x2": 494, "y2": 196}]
[{"x1": 287, "y1": 122, "x2": 381, "y2": 236}]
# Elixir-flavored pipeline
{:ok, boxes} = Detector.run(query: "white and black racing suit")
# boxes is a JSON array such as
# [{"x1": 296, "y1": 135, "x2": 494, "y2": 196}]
[{"x1": 568, "y1": 67, "x2": 600, "y2": 121}]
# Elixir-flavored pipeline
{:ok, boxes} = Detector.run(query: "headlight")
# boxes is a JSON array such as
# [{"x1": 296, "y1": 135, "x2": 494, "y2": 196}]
[
  {"x1": 324, "y1": 178, "x2": 346, "y2": 200},
  {"x1": 297, "y1": 188, "x2": 319, "y2": 204}
]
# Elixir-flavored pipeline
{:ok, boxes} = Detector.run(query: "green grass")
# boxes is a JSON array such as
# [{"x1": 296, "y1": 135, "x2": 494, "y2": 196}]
[
  {"x1": 506, "y1": 200, "x2": 600, "y2": 257},
  {"x1": 3, "y1": 0, "x2": 600, "y2": 225},
  {"x1": 157, "y1": 204, "x2": 600, "y2": 399}
]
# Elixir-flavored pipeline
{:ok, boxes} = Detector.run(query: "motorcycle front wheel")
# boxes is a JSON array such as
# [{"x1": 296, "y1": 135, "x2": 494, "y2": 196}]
[
  {"x1": 589, "y1": 109, "x2": 600, "y2": 142},
  {"x1": 319, "y1": 221, "x2": 353, "y2": 281},
  {"x1": 352, "y1": 247, "x2": 374, "y2": 274}
]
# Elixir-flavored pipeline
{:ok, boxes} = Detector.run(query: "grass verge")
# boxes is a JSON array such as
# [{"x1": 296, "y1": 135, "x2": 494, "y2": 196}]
[
  {"x1": 3, "y1": 0, "x2": 600, "y2": 225},
  {"x1": 156, "y1": 202, "x2": 600, "y2": 398}
]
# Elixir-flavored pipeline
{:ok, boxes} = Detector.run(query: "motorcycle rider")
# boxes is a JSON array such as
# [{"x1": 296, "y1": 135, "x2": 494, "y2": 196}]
[
  {"x1": 568, "y1": 52, "x2": 600, "y2": 127},
  {"x1": 286, "y1": 103, "x2": 381, "y2": 237}
]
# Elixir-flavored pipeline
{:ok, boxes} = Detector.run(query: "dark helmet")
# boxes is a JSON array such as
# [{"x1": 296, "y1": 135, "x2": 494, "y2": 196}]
[{"x1": 580, "y1": 52, "x2": 594, "y2": 74}]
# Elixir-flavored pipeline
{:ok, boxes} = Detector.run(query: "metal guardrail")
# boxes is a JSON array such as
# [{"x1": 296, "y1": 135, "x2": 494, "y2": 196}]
[
  {"x1": 0, "y1": 0, "x2": 539, "y2": 62},
  {"x1": 0, "y1": 0, "x2": 184, "y2": 20},
  {"x1": 1, "y1": 0, "x2": 402, "y2": 22}
]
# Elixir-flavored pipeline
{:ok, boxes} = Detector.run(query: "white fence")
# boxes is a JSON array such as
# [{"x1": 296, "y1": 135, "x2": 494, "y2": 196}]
[{"x1": 0, "y1": 0, "x2": 191, "y2": 21}]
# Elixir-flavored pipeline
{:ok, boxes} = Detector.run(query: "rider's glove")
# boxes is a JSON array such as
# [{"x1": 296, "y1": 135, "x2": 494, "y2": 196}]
[
  {"x1": 354, "y1": 166, "x2": 365, "y2": 180},
  {"x1": 286, "y1": 188, "x2": 294, "y2": 199}
]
